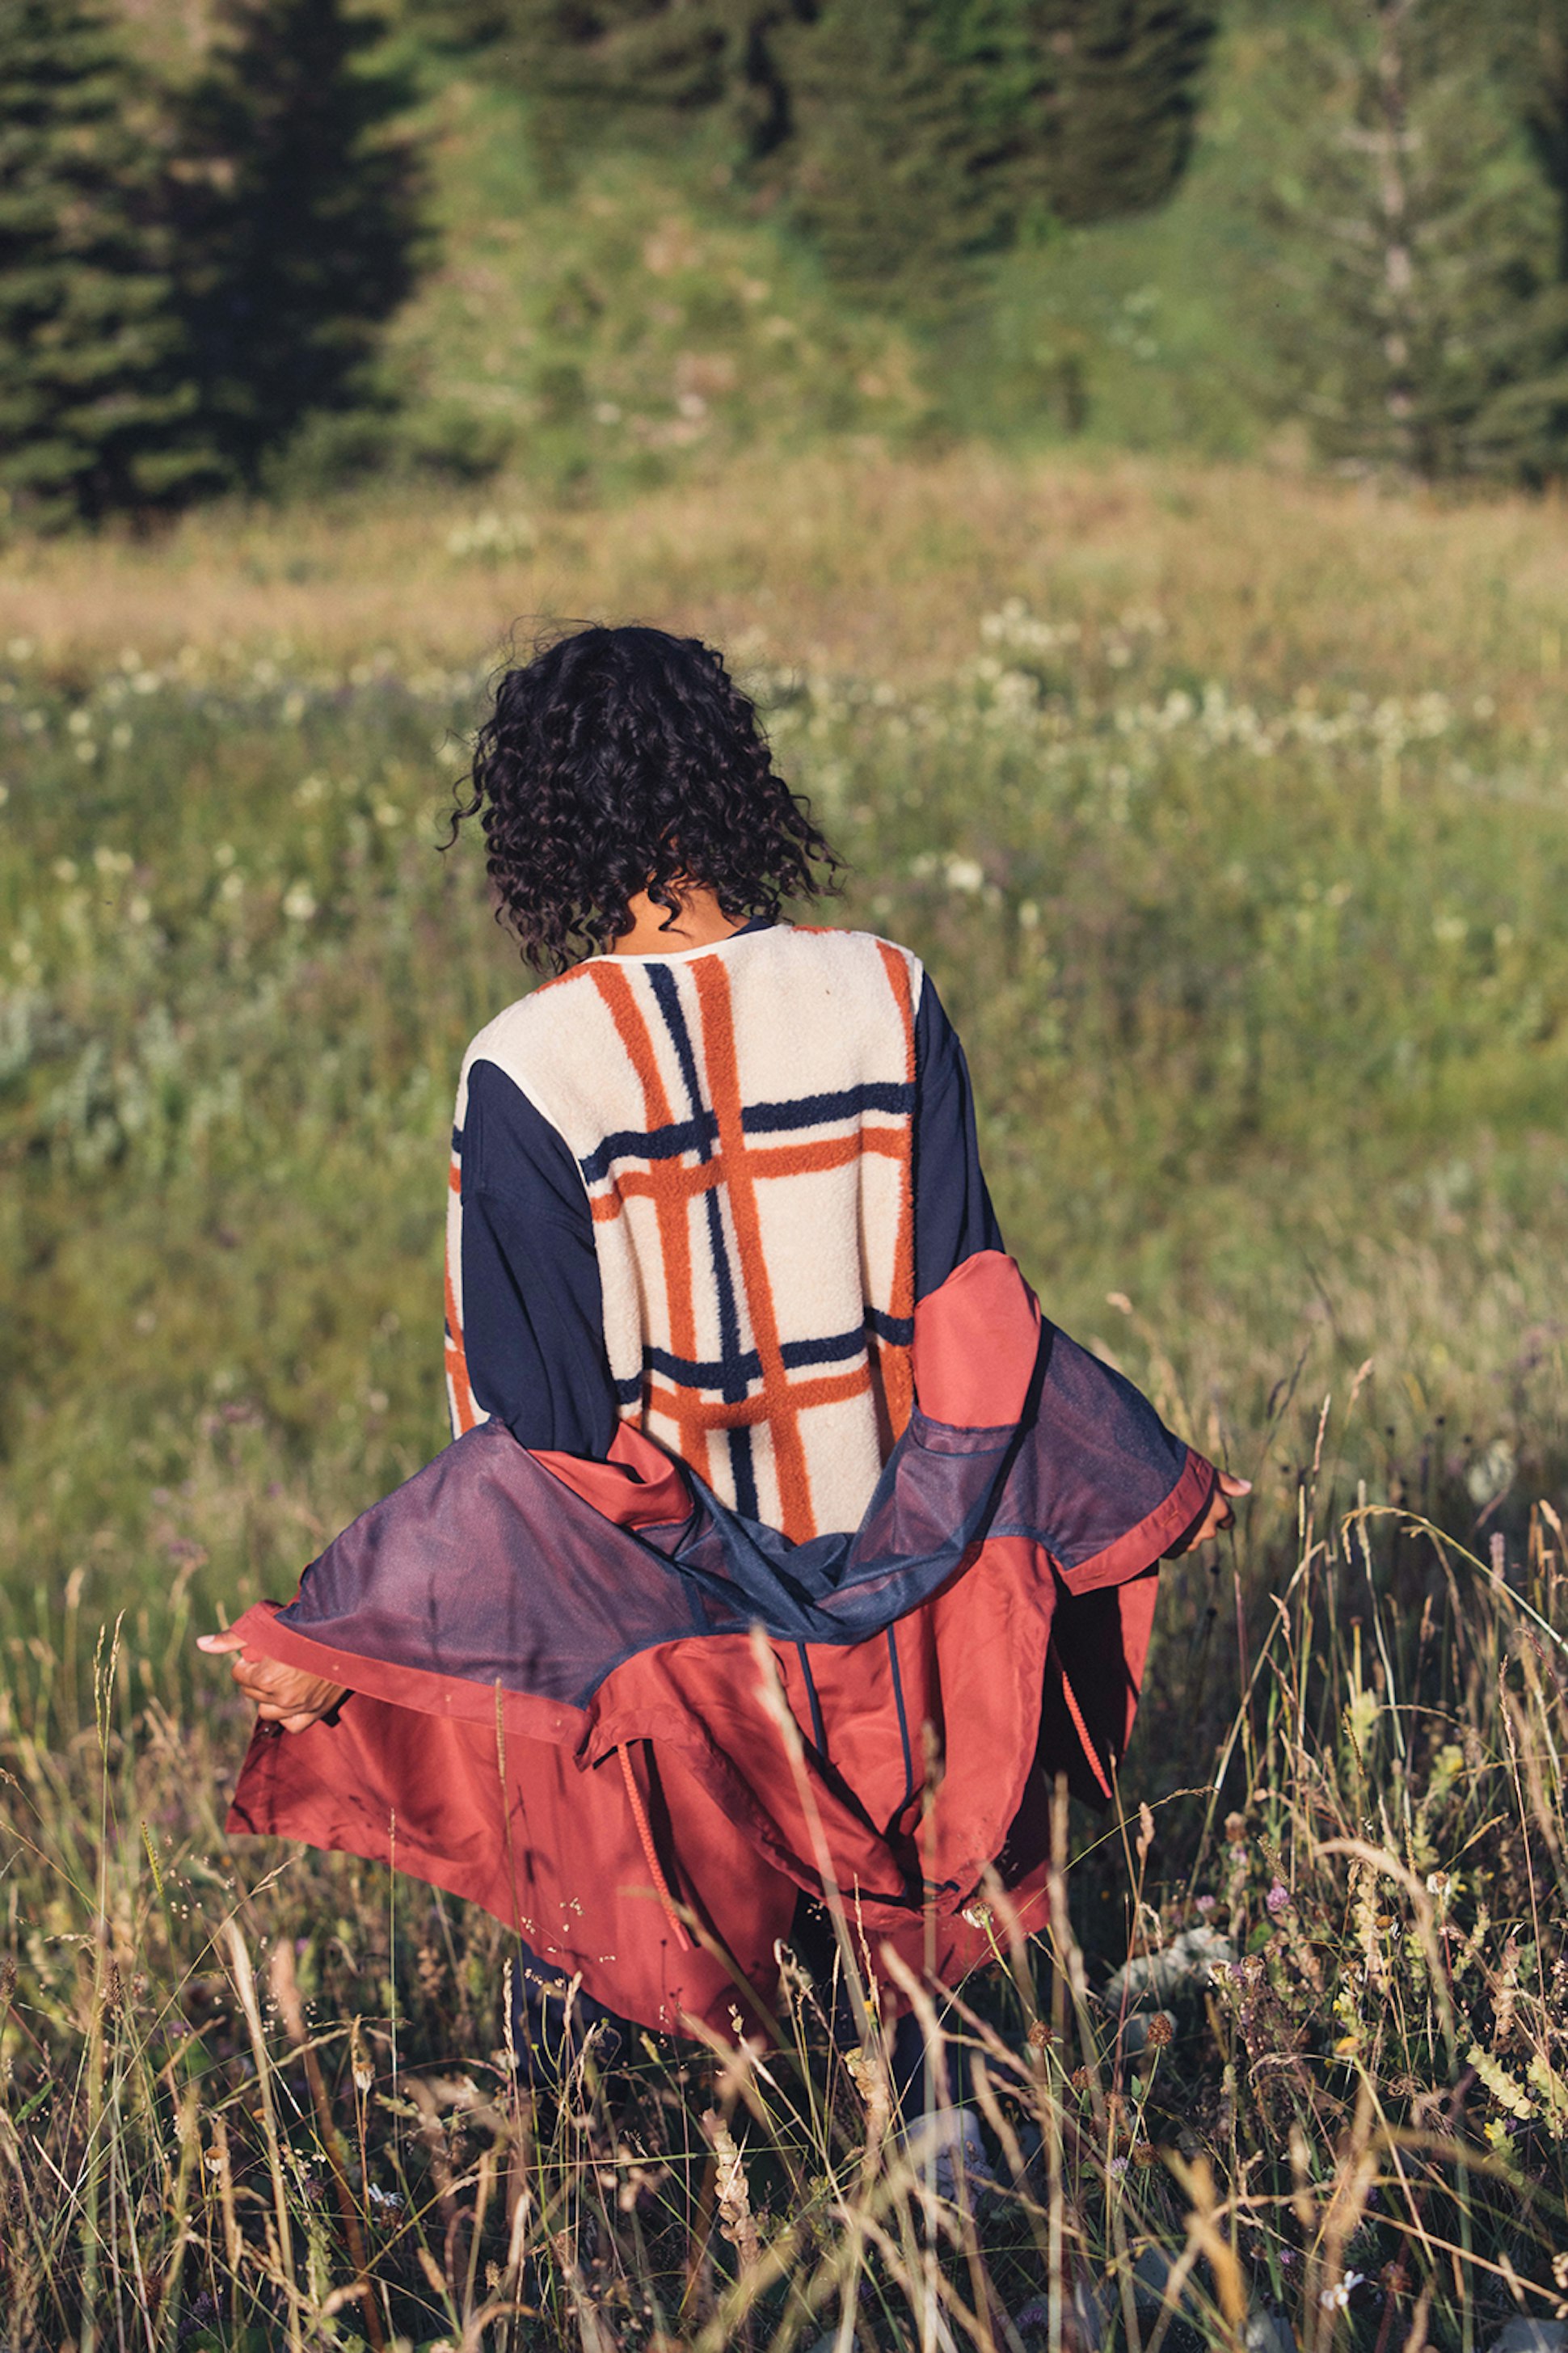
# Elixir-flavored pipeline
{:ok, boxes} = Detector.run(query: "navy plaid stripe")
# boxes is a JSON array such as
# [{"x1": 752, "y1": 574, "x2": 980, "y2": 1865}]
[
  {"x1": 636, "y1": 1308, "x2": 912, "y2": 1397},
  {"x1": 642, "y1": 1321, "x2": 887, "y2": 1392},
  {"x1": 579, "y1": 1110, "x2": 718, "y2": 1186},
  {"x1": 575, "y1": 1082, "x2": 914, "y2": 1183},
  {"x1": 647, "y1": 967, "x2": 760, "y2": 1516},
  {"x1": 740, "y1": 1082, "x2": 913, "y2": 1132}
]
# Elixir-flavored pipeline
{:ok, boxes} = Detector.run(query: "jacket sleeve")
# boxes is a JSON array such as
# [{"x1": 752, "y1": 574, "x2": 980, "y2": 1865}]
[
  {"x1": 912, "y1": 975, "x2": 1004, "y2": 1302},
  {"x1": 449, "y1": 1058, "x2": 620, "y2": 1458}
]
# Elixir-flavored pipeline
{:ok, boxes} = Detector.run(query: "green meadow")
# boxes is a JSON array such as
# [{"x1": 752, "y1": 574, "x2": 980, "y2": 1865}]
[{"x1": 4, "y1": 453, "x2": 1568, "y2": 2344}]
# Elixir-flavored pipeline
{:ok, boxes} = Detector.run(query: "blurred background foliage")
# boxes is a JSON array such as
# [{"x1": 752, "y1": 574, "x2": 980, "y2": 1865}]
[
  {"x1": 17, "y1": 0, "x2": 1568, "y2": 520},
  {"x1": 11, "y1": 6, "x2": 1568, "y2": 2338}
]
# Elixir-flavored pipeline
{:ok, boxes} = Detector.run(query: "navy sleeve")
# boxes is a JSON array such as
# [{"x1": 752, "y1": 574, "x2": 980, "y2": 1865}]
[
  {"x1": 459, "y1": 1059, "x2": 619, "y2": 1457},
  {"x1": 913, "y1": 976, "x2": 1004, "y2": 1303}
]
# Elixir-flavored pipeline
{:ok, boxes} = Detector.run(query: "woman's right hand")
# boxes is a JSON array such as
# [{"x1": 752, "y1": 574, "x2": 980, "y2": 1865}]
[
  {"x1": 197, "y1": 1628, "x2": 348, "y2": 1732},
  {"x1": 1187, "y1": 1470, "x2": 1250, "y2": 1546}
]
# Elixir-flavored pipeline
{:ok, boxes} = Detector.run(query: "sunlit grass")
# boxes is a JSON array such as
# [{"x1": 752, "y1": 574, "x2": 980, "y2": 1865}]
[{"x1": 4, "y1": 451, "x2": 1568, "y2": 2344}]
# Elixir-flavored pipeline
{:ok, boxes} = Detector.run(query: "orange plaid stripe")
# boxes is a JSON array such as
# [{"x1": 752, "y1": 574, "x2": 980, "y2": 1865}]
[
  {"x1": 693, "y1": 951, "x2": 819, "y2": 1534},
  {"x1": 588, "y1": 960, "x2": 712, "y2": 1486},
  {"x1": 444, "y1": 1148, "x2": 482, "y2": 1434},
  {"x1": 453, "y1": 928, "x2": 920, "y2": 1537},
  {"x1": 872, "y1": 939, "x2": 917, "y2": 1441}
]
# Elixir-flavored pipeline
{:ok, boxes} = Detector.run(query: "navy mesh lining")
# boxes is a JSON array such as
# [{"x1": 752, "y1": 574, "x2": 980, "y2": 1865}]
[{"x1": 277, "y1": 1314, "x2": 1190, "y2": 1713}]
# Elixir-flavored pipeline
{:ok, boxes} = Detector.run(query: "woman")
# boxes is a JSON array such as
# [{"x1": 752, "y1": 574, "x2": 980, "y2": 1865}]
[{"x1": 201, "y1": 625, "x2": 1244, "y2": 2083}]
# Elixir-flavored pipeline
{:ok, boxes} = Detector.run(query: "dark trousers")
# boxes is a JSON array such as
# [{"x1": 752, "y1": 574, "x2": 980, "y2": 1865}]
[{"x1": 508, "y1": 1932, "x2": 967, "y2": 2112}]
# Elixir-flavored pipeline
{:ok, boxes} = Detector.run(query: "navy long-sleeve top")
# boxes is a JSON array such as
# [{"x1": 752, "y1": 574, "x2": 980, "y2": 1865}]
[{"x1": 455, "y1": 934, "x2": 1002, "y2": 1459}]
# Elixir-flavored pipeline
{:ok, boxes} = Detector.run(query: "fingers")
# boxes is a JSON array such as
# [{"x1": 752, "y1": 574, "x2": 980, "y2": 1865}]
[
  {"x1": 1191, "y1": 1472, "x2": 1250, "y2": 1545},
  {"x1": 200, "y1": 1627, "x2": 344, "y2": 1731},
  {"x1": 238, "y1": 1664, "x2": 299, "y2": 1706},
  {"x1": 258, "y1": 1699, "x2": 335, "y2": 1733},
  {"x1": 226, "y1": 1653, "x2": 301, "y2": 1708}
]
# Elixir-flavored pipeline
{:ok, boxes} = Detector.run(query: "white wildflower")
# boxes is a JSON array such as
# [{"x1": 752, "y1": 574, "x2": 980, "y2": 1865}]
[{"x1": 1318, "y1": 2271, "x2": 1365, "y2": 2312}]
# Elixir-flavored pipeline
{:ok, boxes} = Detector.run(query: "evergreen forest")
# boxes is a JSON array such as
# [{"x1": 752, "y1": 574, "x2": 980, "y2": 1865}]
[
  {"x1": 7, "y1": 4, "x2": 1568, "y2": 2349},
  {"x1": 12, "y1": 0, "x2": 1568, "y2": 517}
]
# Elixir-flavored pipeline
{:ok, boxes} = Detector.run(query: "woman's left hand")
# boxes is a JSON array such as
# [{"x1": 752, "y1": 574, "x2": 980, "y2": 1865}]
[{"x1": 197, "y1": 1628, "x2": 348, "y2": 1732}]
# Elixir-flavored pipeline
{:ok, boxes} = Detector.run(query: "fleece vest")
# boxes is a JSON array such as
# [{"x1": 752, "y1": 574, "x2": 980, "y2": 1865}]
[{"x1": 447, "y1": 924, "x2": 924, "y2": 1540}]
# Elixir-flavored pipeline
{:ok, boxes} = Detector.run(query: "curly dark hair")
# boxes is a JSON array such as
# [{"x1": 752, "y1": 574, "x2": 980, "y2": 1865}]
[{"x1": 449, "y1": 624, "x2": 841, "y2": 973}]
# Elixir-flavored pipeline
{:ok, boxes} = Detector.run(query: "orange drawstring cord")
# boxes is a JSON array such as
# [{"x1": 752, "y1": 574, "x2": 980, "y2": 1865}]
[
  {"x1": 1050, "y1": 1644, "x2": 1114, "y2": 1802},
  {"x1": 618, "y1": 1743, "x2": 693, "y2": 1950}
]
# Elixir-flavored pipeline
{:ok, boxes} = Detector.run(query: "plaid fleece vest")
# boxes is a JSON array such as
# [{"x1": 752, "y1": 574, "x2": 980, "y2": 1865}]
[{"x1": 449, "y1": 924, "x2": 921, "y2": 1540}]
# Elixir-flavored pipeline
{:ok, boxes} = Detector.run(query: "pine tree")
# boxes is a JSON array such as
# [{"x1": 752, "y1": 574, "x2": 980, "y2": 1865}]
[
  {"x1": 0, "y1": 0, "x2": 217, "y2": 528},
  {"x1": 769, "y1": 1, "x2": 1021, "y2": 302},
  {"x1": 496, "y1": 1, "x2": 806, "y2": 158},
  {"x1": 1499, "y1": 1, "x2": 1568, "y2": 266},
  {"x1": 777, "y1": 0, "x2": 1215, "y2": 302},
  {"x1": 1265, "y1": 0, "x2": 1568, "y2": 482},
  {"x1": 487, "y1": 0, "x2": 1214, "y2": 302},
  {"x1": 172, "y1": 0, "x2": 424, "y2": 485},
  {"x1": 1035, "y1": 0, "x2": 1217, "y2": 226}
]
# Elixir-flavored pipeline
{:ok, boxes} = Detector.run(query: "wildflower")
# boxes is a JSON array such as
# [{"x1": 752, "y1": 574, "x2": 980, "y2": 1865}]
[
  {"x1": 844, "y1": 2047, "x2": 883, "y2": 2104},
  {"x1": 281, "y1": 884, "x2": 318, "y2": 921},
  {"x1": 1465, "y1": 1440, "x2": 1515, "y2": 1508},
  {"x1": 1267, "y1": 1881, "x2": 1292, "y2": 1914},
  {"x1": 705, "y1": 2106, "x2": 761, "y2": 2265},
  {"x1": 1195, "y1": 1893, "x2": 1216, "y2": 1912},
  {"x1": 350, "y1": 2016, "x2": 373, "y2": 2094},
  {"x1": 1109, "y1": 2154, "x2": 1128, "y2": 2178},
  {"x1": 1318, "y1": 2271, "x2": 1365, "y2": 2311},
  {"x1": 446, "y1": 512, "x2": 536, "y2": 562}
]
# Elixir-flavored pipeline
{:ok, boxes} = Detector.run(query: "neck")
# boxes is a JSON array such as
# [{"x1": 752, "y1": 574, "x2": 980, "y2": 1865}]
[{"x1": 609, "y1": 885, "x2": 752, "y2": 957}]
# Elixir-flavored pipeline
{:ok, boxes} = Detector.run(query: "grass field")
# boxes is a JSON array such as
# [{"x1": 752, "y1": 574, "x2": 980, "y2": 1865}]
[{"x1": 4, "y1": 450, "x2": 1568, "y2": 2348}]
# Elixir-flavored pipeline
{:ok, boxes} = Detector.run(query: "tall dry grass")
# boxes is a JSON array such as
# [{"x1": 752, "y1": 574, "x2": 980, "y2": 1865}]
[
  {"x1": 4, "y1": 450, "x2": 1568, "y2": 2346},
  {"x1": 6, "y1": 449, "x2": 1568, "y2": 698},
  {"x1": 5, "y1": 1478, "x2": 1567, "y2": 2348}
]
